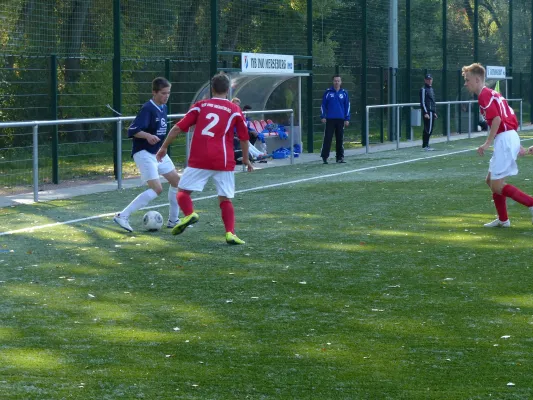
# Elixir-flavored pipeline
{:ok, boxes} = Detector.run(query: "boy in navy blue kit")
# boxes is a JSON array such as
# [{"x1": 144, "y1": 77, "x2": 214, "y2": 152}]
[
  {"x1": 320, "y1": 75, "x2": 350, "y2": 164},
  {"x1": 113, "y1": 77, "x2": 181, "y2": 232}
]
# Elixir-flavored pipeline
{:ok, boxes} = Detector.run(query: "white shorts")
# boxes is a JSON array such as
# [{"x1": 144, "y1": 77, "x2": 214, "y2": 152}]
[
  {"x1": 489, "y1": 130, "x2": 520, "y2": 180},
  {"x1": 178, "y1": 167, "x2": 235, "y2": 198},
  {"x1": 133, "y1": 150, "x2": 176, "y2": 183}
]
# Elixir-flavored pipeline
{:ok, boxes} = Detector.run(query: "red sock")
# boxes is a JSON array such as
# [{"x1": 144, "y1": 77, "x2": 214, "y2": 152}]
[
  {"x1": 177, "y1": 191, "x2": 194, "y2": 216},
  {"x1": 219, "y1": 200, "x2": 235, "y2": 234},
  {"x1": 501, "y1": 184, "x2": 533, "y2": 207},
  {"x1": 492, "y1": 193, "x2": 508, "y2": 221}
]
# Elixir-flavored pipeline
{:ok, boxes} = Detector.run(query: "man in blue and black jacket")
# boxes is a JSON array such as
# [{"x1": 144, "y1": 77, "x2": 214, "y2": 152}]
[{"x1": 320, "y1": 75, "x2": 350, "y2": 164}]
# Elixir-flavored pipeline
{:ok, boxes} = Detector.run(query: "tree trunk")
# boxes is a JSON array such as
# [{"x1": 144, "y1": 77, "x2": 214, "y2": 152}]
[{"x1": 64, "y1": 0, "x2": 91, "y2": 83}]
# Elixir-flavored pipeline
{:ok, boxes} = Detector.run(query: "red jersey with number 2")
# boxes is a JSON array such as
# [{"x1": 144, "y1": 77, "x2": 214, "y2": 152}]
[
  {"x1": 177, "y1": 98, "x2": 249, "y2": 171},
  {"x1": 478, "y1": 87, "x2": 518, "y2": 134}
]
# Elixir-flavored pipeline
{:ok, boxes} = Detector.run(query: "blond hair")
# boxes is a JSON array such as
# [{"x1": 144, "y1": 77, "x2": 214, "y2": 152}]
[
  {"x1": 461, "y1": 63, "x2": 485, "y2": 79},
  {"x1": 231, "y1": 97, "x2": 241, "y2": 104}
]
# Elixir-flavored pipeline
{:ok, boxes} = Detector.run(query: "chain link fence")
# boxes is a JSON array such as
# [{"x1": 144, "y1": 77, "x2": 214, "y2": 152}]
[{"x1": 2, "y1": 0, "x2": 533, "y2": 194}]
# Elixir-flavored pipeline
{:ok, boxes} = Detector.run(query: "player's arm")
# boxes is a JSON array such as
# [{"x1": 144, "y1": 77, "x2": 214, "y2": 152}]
[
  {"x1": 240, "y1": 140, "x2": 254, "y2": 172},
  {"x1": 133, "y1": 131, "x2": 160, "y2": 145},
  {"x1": 477, "y1": 116, "x2": 500, "y2": 156},
  {"x1": 236, "y1": 117, "x2": 254, "y2": 172},
  {"x1": 156, "y1": 107, "x2": 199, "y2": 162},
  {"x1": 320, "y1": 91, "x2": 327, "y2": 123},
  {"x1": 156, "y1": 124, "x2": 185, "y2": 162},
  {"x1": 128, "y1": 109, "x2": 160, "y2": 144},
  {"x1": 344, "y1": 91, "x2": 350, "y2": 127}
]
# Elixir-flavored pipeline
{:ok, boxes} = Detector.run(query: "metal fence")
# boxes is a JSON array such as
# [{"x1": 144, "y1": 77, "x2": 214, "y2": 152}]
[
  {"x1": 365, "y1": 99, "x2": 524, "y2": 153},
  {"x1": 0, "y1": 108, "x2": 296, "y2": 202}
]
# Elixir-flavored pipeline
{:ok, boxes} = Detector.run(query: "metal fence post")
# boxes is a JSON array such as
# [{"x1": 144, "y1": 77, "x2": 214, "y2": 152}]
[
  {"x1": 116, "y1": 119, "x2": 123, "y2": 190},
  {"x1": 520, "y1": 100, "x2": 523, "y2": 130},
  {"x1": 290, "y1": 111, "x2": 294, "y2": 165},
  {"x1": 468, "y1": 102, "x2": 472, "y2": 138},
  {"x1": 33, "y1": 125, "x2": 39, "y2": 203},
  {"x1": 447, "y1": 103, "x2": 450, "y2": 142},
  {"x1": 396, "y1": 106, "x2": 400, "y2": 149},
  {"x1": 113, "y1": 0, "x2": 122, "y2": 180},
  {"x1": 50, "y1": 54, "x2": 59, "y2": 184},
  {"x1": 366, "y1": 106, "x2": 370, "y2": 154}
]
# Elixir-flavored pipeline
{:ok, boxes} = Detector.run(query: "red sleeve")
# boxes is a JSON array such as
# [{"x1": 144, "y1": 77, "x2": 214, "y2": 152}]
[
  {"x1": 176, "y1": 103, "x2": 200, "y2": 131},
  {"x1": 479, "y1": 90, "x2": 499, "y2": 123},
  {"x1": 235, "y1": 113, "x2": 249, "y2": 141}
]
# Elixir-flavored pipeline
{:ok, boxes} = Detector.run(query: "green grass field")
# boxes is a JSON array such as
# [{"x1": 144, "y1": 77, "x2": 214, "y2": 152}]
[{"x1": 2, "y1": 138, "x2": 533, "y2": 399}]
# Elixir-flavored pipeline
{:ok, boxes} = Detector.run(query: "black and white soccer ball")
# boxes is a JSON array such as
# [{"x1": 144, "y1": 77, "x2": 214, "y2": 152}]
[{"x1": 142, "y1": 211, "x2": 163, "y2": 231}]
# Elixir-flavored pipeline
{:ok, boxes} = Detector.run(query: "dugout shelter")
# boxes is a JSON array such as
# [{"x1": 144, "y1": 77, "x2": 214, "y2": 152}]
[{"x1": 191, "y1": 52, "x2": 310, "y2": 149}]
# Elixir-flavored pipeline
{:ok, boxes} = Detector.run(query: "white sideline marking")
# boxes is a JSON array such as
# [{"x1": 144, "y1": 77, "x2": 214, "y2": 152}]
[{"x1": 0, "y1": 148, "x2": 476, "y2": 237}]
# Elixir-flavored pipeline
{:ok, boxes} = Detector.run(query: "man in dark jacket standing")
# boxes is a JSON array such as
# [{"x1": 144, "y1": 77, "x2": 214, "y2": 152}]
[
  {"x1": 420, "y1": 73, "x2": 438, "y2": 151},
  {"x1": 320, "y1": 75, "x2": 350, "y2": 164}
]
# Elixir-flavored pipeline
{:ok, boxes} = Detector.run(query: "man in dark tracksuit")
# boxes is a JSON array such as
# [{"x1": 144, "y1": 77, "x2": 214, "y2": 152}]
[
  {"x1": 320, "y1": 75, "x2": 350, "y2": 164},
  {"x1": 420, "y1": 73, "x2": 438, "y2": 150}
]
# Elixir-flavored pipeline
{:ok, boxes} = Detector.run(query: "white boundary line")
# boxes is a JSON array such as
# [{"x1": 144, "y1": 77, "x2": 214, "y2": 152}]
[{"x1": 0, "y1": 148, "x2": 474, "y2": 237}]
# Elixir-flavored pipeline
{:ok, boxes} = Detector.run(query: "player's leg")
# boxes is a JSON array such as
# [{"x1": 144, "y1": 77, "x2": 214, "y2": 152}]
[
  {"x1": 320, "y1": 120, "x2": 334, "y2": 163},
  {"x1": 484, "y1": 174, "x2": 510, "y2": 227},
  {"x1": 160, "y1": 155, "x2": 181, "y2": 228},
  {"x1": 212, "y1": 171, "x2": 245, "y2": 244},
  {"x1": 486, "y1": 130, "x2": 533, "y2": 225},
  {"x1": 494, "y1": 130, "x2": 533, "y2": 210},
  {"x1": 171, "y1": 168, "x2": 210, "y2": 235},
  {"x1": 335, "y1": 120, "x2": 345, "y2": 163},
  {"x1": 501, "y1": 183, "x2": 533, "y2": 212},
  {"x1": 114, "y1": 151, "x2": 160, "y2": 232}
]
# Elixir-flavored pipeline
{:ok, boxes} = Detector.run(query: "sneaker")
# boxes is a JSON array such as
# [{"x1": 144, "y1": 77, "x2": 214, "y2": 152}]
[
  {"x1": 425, "y1": 146, "x2": 435, "y2": 151},
  {"x1": 336, "y1": 158, "x2": 346, "y2": 163},
  {"x1": 166, "y1": 218, "x2": 181, "y2": 228},
  {"x1": 483, "y1": 218, "x2": 511, "y2": 228},
  {"x1": 171, "y1": 212, "x2": 199, "y2": 235},
  {"x1": 226, "y1": 232, "x2": 245, "y2": 245},
  {"x1": 322, "y1": 158, "x2": 328, "y2": 164},
  {"x1": 113, "y1": 213, "x2": 133, "y2": 232}
]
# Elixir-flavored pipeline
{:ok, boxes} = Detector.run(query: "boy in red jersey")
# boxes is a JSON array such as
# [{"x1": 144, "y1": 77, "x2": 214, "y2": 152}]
[
  {"x1": 156, "y1": 73, "x2": 253, "y2": 244},
  {"x1": 462, "y1": 63, "x2": 533, "y2": 227}
]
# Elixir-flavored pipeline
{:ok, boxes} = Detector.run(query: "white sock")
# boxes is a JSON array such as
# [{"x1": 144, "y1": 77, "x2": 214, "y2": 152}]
[
  {"x1": 120, "y1": 188, "x2": 158, "y2": 218},
  {"x1": 168, "y1": 186, "x2": 180, "y2": 222}
]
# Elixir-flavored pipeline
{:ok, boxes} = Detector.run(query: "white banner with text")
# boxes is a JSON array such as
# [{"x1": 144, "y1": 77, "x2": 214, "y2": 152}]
[
  {"x1": 486, "y1": 66, "x2": 506, "y2": 79},
  {"x1": 241, "y1": 53, "x2": 294, "y2": 74}
]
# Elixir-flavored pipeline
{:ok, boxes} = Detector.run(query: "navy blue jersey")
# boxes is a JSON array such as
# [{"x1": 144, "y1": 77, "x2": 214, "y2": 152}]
[
  {"x1": 320, "y1": 87, "x2": 350, "y2": 120},
  {"x1": 127, "y1": 100, "x2": 168, "y2": 156}
]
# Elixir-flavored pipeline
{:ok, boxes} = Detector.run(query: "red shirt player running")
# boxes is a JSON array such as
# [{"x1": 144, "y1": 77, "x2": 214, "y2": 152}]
[
  {"x1": 462, "y1": 62, "x2": 533, "y2": 227},
  {"x1": 156, "y1": 73, "x2": 253, "y2": 245}
]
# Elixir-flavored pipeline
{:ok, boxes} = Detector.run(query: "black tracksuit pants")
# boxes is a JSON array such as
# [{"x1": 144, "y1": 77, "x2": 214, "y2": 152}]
[
  {"x1": 422, "y1": 112, "x2": 436, "y2": 148},
  {"x1": 321, "y1": 118, "x2": 345, "y2": 160}
]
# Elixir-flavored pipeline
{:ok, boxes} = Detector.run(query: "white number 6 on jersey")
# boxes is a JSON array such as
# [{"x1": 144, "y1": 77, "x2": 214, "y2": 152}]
[{"x1": 201, "y1": 113, "x2": 220, "y2": 137}]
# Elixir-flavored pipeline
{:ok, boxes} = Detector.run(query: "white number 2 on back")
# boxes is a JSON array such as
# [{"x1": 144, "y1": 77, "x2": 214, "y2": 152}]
[{"x1": 201, "y1": 113, "x2": 220, "y2": 137}]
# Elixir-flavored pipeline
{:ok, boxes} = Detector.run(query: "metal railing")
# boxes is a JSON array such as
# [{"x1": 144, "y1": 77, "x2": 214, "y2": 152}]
[
  {"x1": 365, "y1": 99, "x2": 523, "y2": 153},
  {"x1": 0, "y1": 108, "x2": 295, "y2": 202}
]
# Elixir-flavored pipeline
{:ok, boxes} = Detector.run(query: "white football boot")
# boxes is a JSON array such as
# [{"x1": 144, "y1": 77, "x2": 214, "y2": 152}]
[
  {"x1": 113, "y1": 213, "x2": 133, "y2": 232},
  {"x1": 483, "y1": 218, "x2": 510, "y2": 228}
]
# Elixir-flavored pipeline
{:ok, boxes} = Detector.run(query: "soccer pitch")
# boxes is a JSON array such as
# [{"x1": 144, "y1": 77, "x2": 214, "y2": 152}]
[{"x1": 1, "y1": 138, "x2": 533, "y2": 399}]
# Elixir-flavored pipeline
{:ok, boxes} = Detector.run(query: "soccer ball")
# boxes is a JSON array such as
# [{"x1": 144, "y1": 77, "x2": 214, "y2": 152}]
[{"x1": 142, "y1": 211, "x2": 163, "y2": 231}]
